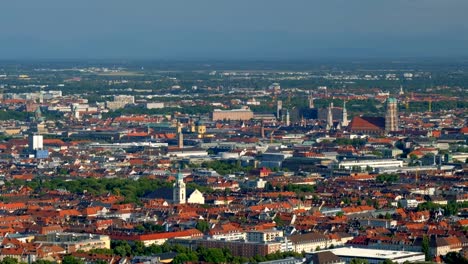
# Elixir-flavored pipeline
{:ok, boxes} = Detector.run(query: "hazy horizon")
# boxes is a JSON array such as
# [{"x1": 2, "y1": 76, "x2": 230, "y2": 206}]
[{"x1": 2, "y1": 0, "x2": 468, "y2": 60}]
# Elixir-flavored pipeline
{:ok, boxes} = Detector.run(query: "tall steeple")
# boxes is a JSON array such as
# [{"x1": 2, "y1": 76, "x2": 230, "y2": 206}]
[
  {"x1": 399, "y1": 85, "x2": 405, "y2": 96},
  {"x1": 173, "y1": 171, "x2": 186, "y2": 204},
  {"x1": 308, "y1": 95, "x2": 315, "y2": 109},
  {"x1": 177, "y1": 121, "x2": 184, "y2": 148},
  {"x1": 326, "y1": 103, "x2": 333, "y2": 131},
  {"x1": 276, "y1": 100, "x2": 282, "y2": 120},
  {"x1": 385, "y1": 98, "x2": 398, "y2": 133},
  {"x1": 341, "y1": 101, "x2": 349, "y2": 127},
  {"x1": 178, "y1": 131, "x2": 184, "y2": 149},
  {"x1": 38, "y1": 90, "x2": 44, "y2": 104}
]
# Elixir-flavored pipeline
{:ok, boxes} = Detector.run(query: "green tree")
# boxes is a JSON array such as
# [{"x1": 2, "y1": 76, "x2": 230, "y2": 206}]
[
  {"x1": 350, "y1": 258, "x2": 369, "y2": 264},
  {"x1": 132, "y1": 241, "x2": 146, "y2": 255},
  {"x1": 62, "y1": 256, "x2": 84, "y2": 264},
  {"x1": 445, "y1": 200, "x2": 459, "y2": 216},
  {"x1": 274, "y1": 216, "x2": 286, "y2": 227},
  {"x1": 112, "y1": 241, "x2": 132, "y2": 257},
  {"x1": 198, "y1": 247, "x2": 227, "y2": 263},
  {"x1": 173, "y1": 253, "x2": 190, "y2": 264},
  {"x1": 0, "y1": 257, "x2": 19, "y2": 264},
  {"x1": 421, "y1": 235, "x2": 431, "y2": 261},
  {"x1": 384, "y1": 212, "x2": 392, "y2": 219},
  {"x1": 443, "y1": 252, "x2": 468, "y2": 264},
  {"x1": 265, "y1": 182, "x2": 274, "y2": 192},
  {"x1": 33, "y1": 261, "x2": 55, "y2": 264},
  {"x1": 196, "y1": 220, "x2": 210, "y2": 233}
]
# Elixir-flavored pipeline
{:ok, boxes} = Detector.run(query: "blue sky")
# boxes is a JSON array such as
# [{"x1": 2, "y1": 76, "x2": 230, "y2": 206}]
[{"x1": 1, "y1": 0, "x2": 468, "y2": 59}]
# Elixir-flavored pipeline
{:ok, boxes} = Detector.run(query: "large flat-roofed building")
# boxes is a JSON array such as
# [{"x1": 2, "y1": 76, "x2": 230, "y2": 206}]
[
  {"x1": 212, "y1": 108, "x2": 254, "y2": 121},
  {"x1": 338, "y1": 159, "x2": 403, "y2": 171},
  {"x1": 105, "y1": 95, "x2": 135, "y2": 110},
  {"x1": 307, "y1": 247, "x2": 425, "y2": 264},
  {"x1": 34, "y1": 232, "x2": 110, "y2": 253}
]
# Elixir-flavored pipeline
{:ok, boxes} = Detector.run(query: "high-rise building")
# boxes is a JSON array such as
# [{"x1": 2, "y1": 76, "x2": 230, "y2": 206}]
[
  {"x1": 28, "y1": 133, "x2": 48, "y2": 159},
  {"x1": 173, "y1": 171, "x2": 186, "y2": 204},
  {"x1": 29, "y1": 134, "x2": 43, "y2": 150},
  {"x1": 385, "y1": 98, "x2": 398, "y2": 133}
]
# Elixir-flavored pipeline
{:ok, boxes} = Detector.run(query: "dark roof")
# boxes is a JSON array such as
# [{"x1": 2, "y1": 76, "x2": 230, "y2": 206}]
[
  {"x1": 289, "y1": 232, "x2": 328, "y2": 244},
  {"x1": 144, "y1": 187, "x2": 197, "y2": 201},
  {"x1": 144, "y1": 187, "x2": 173, "y2": 200},
  {"x1": 310, "y1": 251, "x2": 342, "y2": 264},
  {"x1": 152, "y1": 252, "x2": 177, "y2": 260}
]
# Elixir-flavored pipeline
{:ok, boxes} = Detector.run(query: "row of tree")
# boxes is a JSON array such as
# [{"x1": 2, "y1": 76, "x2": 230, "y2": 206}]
[
  {"x1": 8, "y1": 177, "x2": 171, "y2": 204},
  {"x1": 108, "y1": 241, "x2": 302, "y2": 264}
]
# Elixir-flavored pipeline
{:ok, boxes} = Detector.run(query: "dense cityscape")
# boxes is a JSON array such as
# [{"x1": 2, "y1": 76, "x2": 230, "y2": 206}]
[{"x1": 0, "y1": 60, "x2": 465, "y2": 264}]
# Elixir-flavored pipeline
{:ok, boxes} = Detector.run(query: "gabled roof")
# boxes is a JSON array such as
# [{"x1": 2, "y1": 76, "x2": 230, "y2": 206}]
[
  {"x1": 310, "y1": 251, "x2": 342, "y2": 264},
  {"x1": 349, "y1": 116, "x2": 385, "y2": 131},
  {"x1": 289, "y1": 232, "x2": 328, "y2": 243}
]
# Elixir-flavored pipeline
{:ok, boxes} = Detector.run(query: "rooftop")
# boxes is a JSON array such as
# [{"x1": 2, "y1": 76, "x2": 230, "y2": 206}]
[{"x1": 321, "y1": 247, "x2": 424, "y2": 260}]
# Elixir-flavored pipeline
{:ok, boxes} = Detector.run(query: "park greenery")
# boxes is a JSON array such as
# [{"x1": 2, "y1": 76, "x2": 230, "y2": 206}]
[
  {"x1": 7, "y1": 177, "x2": 172, "y2": 204},
  {"x1": 376, "y1": 173, "x2": 400, "y2": 183},
  {"x1": 0, "y1": 257, "x2": 84, "y2": 264},
  {"x1": 417, "y1": 200, "x2": 468, "y2": 216}
]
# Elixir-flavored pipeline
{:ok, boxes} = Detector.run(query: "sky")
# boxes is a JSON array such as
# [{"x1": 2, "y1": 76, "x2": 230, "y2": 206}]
[{"x1": 1, "y1": 0, "x2": 468, "y2": 60}]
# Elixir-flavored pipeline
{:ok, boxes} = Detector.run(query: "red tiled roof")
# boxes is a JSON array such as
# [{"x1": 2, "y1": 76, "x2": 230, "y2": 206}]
[{"x1": 349, "y1": 116, "x2": 385, "y2": 131}]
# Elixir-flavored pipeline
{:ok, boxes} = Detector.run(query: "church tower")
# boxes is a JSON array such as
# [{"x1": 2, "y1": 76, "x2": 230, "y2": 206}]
[
  {"x1": 399, "y1": 85, "x2": 405, "y2": 96},
  {"x1": 385, "y1": 98, "x2": 398, "y2": 133},
  {"x1": 276, "y1": 100, "x2": 282, "y2": 120},
  {"x1": 308, "y1": 95, "x2": 315, "y2": 109},
  {"x1": 341, "y1": 101, "x2": 349, "y2": 127},
  {"x1": 178, "y1": 131, "x2": 184, "y2": 149},
  {"x1": 177, "y1": 122, "x2": 184, "y2": 148},
  {"x1": 326, "y1": 103, "x2": 334, "y2": 131},
  {"x1": 173, "y1": 171, "x2": 186, "y2": 204}
]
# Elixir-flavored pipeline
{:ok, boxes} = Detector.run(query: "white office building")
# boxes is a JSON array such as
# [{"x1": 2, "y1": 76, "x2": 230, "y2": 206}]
[
  {"x1": 309, "y1": 247, "x2": 425, "y2": 264},
  {"x1": 29, "y1": 134, "x2": 43, "y2": 150},
  {"x1": 338, "y1": 159, "x2": 403, "y2": 171}
]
